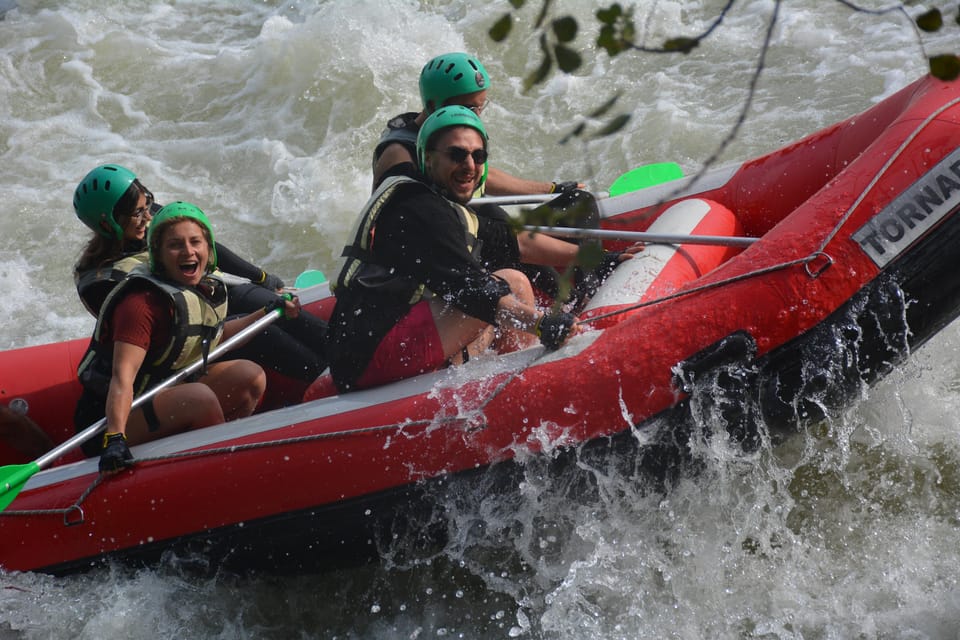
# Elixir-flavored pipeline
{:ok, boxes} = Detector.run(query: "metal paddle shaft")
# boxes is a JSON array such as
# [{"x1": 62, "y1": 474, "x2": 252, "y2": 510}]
[
  {"x1": 0, "y1": 308, "x2": 283, "y2": 506},
  {"x1": 470, "y1": 194, "x2": 560, "y2": 206},
  {"x1": 522, "y1": 225, "x2": 758, "y2": 248},
  {"x1": 470, "y1": 162, "x2": 686, "y2": 207}
]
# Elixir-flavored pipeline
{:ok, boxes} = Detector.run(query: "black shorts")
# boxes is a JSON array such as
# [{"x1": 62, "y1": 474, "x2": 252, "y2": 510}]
[{"x1": 74, "y1": 389, "x2": 161, "y2": 458}]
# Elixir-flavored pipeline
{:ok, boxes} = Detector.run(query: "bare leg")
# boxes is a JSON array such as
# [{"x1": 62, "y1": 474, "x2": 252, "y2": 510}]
[
  {"x1": 196, "y1": 359, "x2": 266, "y2": 420},
  {"x1": 430, "y1": 300, "x2": 490, "y2": 361},
  {"x1": 489, "y1": 268, "x2": 538, "y2": 353},
  {"x1": 125, "y1": 382, "x2": 225, "y2": 445},
  {"x1": 123, "y1": 360, "x2": 265, "y2": 445},
  {"x1": 430, "y1": 267, "x2": 538, "y2": 361}
]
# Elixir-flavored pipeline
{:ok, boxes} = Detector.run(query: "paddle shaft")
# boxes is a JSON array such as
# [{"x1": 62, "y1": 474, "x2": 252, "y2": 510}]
[
  {"x1": 522, "y1": 225, "x2": 757, "y2": 247},
  {"x1": 31, "y1": 308, "x2": 283, "y2": 471},
  {"x1": 470, "y1": 194, "x2": 560, "y2": 206}
]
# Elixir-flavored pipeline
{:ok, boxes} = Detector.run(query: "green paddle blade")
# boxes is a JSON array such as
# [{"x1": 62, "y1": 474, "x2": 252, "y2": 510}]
[
  {"x1": 0, "y1": 462, "x2": 39, "y2": 511},
  {"x1": 293, "y1": 269, "x2": 327, "y2": 289},
  {"x1": 609, "y1": 162, "x2": 684, "y2": 196}
]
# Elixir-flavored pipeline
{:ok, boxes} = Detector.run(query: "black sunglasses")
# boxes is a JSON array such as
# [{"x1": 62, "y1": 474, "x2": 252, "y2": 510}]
[{"x1": 439, "y1": 146, "x2": 488, "y2": 165}]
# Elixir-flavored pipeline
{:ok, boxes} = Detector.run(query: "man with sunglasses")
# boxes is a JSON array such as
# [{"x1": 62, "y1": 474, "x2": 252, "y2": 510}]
[
  {"x1": 371, "y1": 53, "x2": 637, "y2": 305},
  {"x1": 327, "y1": 106, "x2": 578, "y2": 392},
  {"x1": 371, "y1": 52, "x2": 581, "y2": 196}
]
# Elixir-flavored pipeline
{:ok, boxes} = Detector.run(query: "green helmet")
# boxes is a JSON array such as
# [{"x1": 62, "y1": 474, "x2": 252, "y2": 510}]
[
  {"x1": 73, "y1": 164, "x2": 138, "y2": 240},
  {"x1": 147, "y1": 201, "x2": 218, "y2": 273},
  {"x1": 419, "y1": 52, "x2": 490, "y2": 112},
  {"x1": 416, "y1": 104, "x2": 489, "y2": 171}
]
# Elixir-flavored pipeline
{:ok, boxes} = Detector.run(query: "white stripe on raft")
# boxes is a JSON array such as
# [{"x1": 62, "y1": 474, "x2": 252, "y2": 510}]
[{"x1": 581, "y1": 199, "x2": 744, "y2": 327}]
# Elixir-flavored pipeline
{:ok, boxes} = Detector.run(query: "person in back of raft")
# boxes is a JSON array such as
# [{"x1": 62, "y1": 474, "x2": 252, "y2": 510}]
[
  {"x1": 73, "y1": 203, "x2": 278, "y2": 472},
  {"x1": 325, "y1": 106, "x2": 578, "y2": 393},
  {"x1": 72, "y1": 164, "x2": 328, "y2": 386}
]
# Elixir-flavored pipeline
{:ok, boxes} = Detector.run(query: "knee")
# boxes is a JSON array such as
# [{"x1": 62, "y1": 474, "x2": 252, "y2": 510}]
[
  {"x1": 243, "y1": 362, "x2": 267, "y2": 400},
  {"x1": 186, "y1": 385, "x2": 227, "y2": 426},
  {"x1": 493, "y1": 269, "x2": 534, "y2": 304},
  {"x1": 493, "y1": 268, "x2": 534, "y2": 299},
  {"x1": 217, "y1": 361, "x2": 266, "y2": 420}
]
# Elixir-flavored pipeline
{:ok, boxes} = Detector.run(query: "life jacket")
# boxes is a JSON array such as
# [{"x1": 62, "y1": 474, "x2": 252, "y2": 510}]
[
  {"x1": 371, "y1": 112, "x2": 419, "y2": 171},
  {"x1": 76, "y1": 265, "x2": 228, "y2": 399},
  {"x1": 74, "y1": 251, "x2": 149, "y2": 316},
  {"x1": 77, "y1": 249, "x2": 239, "y2": 316},
  {"x1": 333, "y1": 174, "x2": 481, "y2": 305}
]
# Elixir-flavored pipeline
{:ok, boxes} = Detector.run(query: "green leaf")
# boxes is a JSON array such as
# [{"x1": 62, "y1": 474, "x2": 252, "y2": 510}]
[
  {"x1": 587, "y1": 93, "x2": 620, "y2": 118},
  {"x1": 508, "y1": 0, "x2": 525, "y2": 8},
  {"x1": 589, "y1": 113, "x2": 631, "y2": 139},
  {"x1": 576, "y1": 243, "x2": 605, "y2": 270},
  {"x1": 596, "y1": 3, "x2": 623, "y2": 26},
  {"x1": 597, "y1": 26, "x2": 619, "y2": 56},
  {"x1": 620, "y1": 16, "x2": 636, "y2": 46},
  {"x1": 555, "y1": 44, "x2": 582, "y2": 73},
  {"x1": 553, "y1": 274, "x2": 573, "y2": 311},
  {"x1": 916, "y1": 8, "x2": 943, "y2": 32},
  {"x1": 523, "y1": 58, "x2": 553, "y2": 91},
  {"x1": 559, "y1": 121, "x2": 586, "y2": 145},
  {"x1": 533, "y1": 0, "x2": 553, "y2": 29},
  {"x1": 489, "y1": 14, "x2": 513, "y2": 42},
  {"x1": 552, "y1": 16, "x2": 578, "y2": 42},
  {"x1": 930, "y1": 54, "x2": 960, "y2": 81},
  {"x1": 663, "y1": 37, "x2": 698, "y2": 53},
  {"x1": 524, "y1": 35, "x2": 554, "y2": 91}
]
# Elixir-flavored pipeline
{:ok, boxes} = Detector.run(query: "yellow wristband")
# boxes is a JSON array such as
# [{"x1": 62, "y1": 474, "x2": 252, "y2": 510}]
[
  {"x1": 102, "y1": 431, "x2": 126, "y2": 447},
  {"x1": 533, "y1": 314, "x2": 544, "y2": 336}
]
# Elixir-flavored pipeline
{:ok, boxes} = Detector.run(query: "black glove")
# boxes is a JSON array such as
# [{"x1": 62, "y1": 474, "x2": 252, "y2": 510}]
[
  {"x1": 550, "y1": 180, "x2": 580, "y2": 194},
  {"x1": 99, "y1": 432, "x2": 133, "y2": 472},
  {"x1": 263, "y1": 292, "x2": 294, "y2": 319},
  {"x1": 258, "y1": 271, "x2": 285, "y2": 291},
  {"x1": 595, "y1": 250, "x2": 624, "y2": 282},
  {"x1": 573, "y1": 250, "x2": 623, "y2": 303},
  {"x1": 536, "y1": 312, "x2": 576, "y2": 351}
]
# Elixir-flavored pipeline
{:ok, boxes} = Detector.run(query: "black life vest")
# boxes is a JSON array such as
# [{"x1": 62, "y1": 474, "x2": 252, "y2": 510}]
[{"x1": 333, "y1": 174, "x2": 481, "y2": 305}]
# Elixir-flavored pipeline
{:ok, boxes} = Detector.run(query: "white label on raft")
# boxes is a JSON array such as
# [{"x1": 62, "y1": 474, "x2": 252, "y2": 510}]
[{"x1": 853, "y1": 146, "x2": 960, "y2": 268}]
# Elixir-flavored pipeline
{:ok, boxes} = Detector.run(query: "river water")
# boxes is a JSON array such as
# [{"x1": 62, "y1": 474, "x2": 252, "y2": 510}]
[{"x1": 2, "y1": 0, "x2": 960, "y2": 638}]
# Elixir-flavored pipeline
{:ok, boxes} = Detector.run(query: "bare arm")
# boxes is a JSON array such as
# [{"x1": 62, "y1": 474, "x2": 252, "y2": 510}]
[
  {"x1": 484, "y1": 167, "x2": 554, "y2": 196},
  {"x1": 105, "y1": 341, "x2": 148, "y2": 438},
  {"x1": 516, "y1": 231, "x2": 580, "y2": 267}
]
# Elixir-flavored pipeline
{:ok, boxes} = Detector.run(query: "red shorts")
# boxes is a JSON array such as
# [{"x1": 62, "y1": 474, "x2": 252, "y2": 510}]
[{"x1": 355, "y1": 300, "x2": 446, "y2": 389}]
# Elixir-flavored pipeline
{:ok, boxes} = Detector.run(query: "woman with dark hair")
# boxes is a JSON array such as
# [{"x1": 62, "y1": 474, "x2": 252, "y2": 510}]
[{"x1": 72, "y1": 164, "x2": 328, "y2": 385}]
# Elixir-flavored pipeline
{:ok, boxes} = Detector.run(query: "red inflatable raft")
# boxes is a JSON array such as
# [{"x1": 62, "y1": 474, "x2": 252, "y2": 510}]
[{"x1": 2, "y1": 71, "x2": 960, "y2": 575}]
